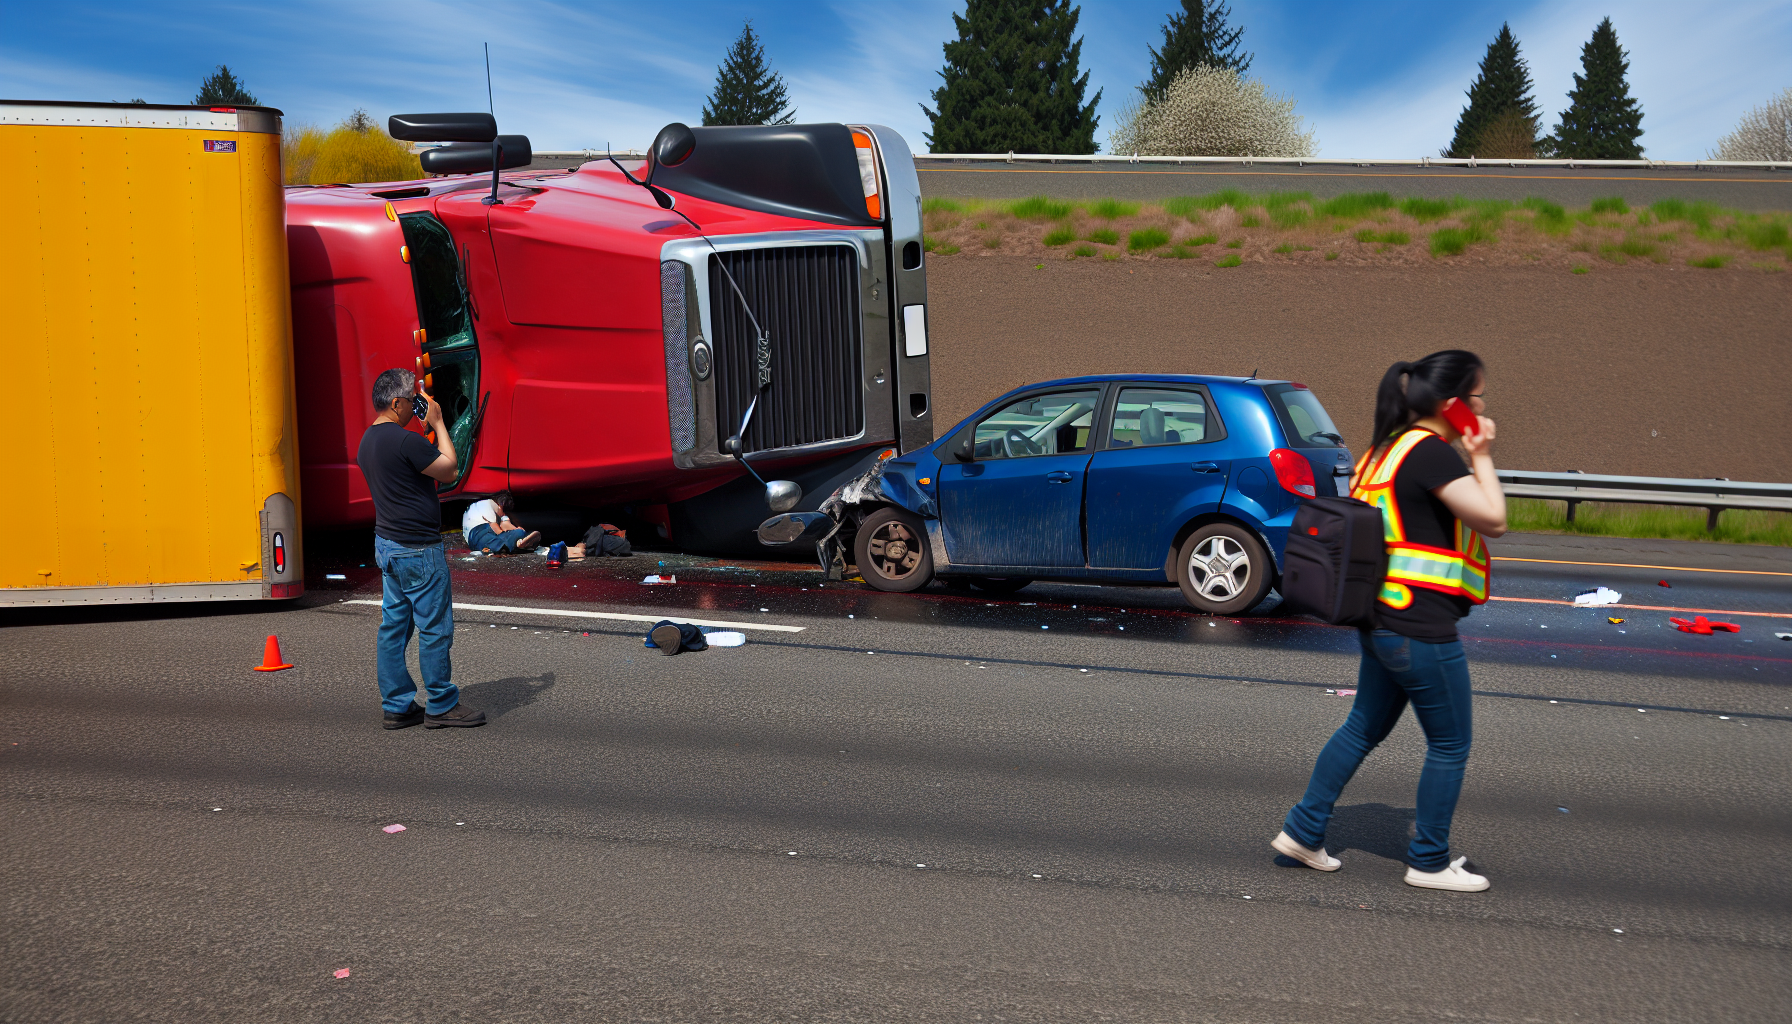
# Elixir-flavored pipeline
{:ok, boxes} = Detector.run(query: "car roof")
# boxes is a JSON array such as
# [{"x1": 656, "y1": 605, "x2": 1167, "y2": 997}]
[{"x1": 1004, "y1": 373, "x2": 1290, "y2": 392}]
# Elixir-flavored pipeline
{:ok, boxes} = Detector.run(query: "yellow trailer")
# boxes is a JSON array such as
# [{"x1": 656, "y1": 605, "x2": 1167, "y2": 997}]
[{"x1": 1, "y1": 100, "x2": 303, "y2": 605}]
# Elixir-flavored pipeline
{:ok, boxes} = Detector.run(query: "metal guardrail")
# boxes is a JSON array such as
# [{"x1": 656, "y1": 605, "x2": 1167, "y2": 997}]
[
  {"x1": 913, "y1": 153, "x2": 1792, "y2": 171},
  {"x1": 1498, "y1": 470, "x2": 1792, "y2": 531}
]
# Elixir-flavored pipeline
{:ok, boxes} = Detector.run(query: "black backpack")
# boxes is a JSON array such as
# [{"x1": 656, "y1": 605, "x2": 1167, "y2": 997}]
[{"x1": 1280, "y1": 497, "x2": 1386, "y2": 627}]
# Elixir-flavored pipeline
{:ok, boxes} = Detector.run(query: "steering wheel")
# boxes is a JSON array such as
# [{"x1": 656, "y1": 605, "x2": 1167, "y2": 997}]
[{"x1": 1003, "y1": 427, "x2": 1044, "y2": 458}]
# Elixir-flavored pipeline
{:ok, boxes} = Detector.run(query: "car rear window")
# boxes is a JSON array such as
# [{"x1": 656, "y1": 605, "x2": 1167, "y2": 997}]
[{"x1": 1263, "y1": 384, "x2": 1344, "y2": 448}]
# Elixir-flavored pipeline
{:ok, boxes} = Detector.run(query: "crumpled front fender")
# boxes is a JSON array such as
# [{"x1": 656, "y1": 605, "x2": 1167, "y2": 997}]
[{"x1": 823, "y1": 458, "x2": 937, "y2": 519}]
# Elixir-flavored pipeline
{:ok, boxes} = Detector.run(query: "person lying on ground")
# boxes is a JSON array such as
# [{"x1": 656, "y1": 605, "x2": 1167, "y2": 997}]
[
  {"x1": 567, "y1": 522, "x2": 633, "y2": 560},
  {"x1": 461, "y1": 491, "x2": 540, "y2": 555}
]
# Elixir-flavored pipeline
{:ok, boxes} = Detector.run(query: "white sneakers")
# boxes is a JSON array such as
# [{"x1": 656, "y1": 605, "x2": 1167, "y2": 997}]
[
  {"x1": 1404, "y1": 856, "x2": 1491, "y2": 892},
  {"x1": 1271, "y1": 833, "x2": 1491, "y2": 891},
  {"x1": 1271, "y1": 831, "x2": 1342, "y2": 871}
]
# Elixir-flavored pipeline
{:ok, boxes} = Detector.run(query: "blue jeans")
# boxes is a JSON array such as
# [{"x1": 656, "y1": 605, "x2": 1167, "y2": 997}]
[
  {"x1": 1284, "y1": 630, "x2": 1473, "y2": 871},
  {"x1": 373, "y1": 536, "x2": 457, "y2": 715},
  {"x1": 466, "y1": 522, "x2": 528, "y2": 553}
]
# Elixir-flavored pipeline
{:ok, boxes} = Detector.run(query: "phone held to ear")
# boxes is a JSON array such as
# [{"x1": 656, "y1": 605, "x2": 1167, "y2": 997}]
[
  {"x1": 1440, "y1": 397, "x2": 1480, "y2": 439},
  {"x1": 410, "y1": 393, "x2": 430, "y2": 422}
]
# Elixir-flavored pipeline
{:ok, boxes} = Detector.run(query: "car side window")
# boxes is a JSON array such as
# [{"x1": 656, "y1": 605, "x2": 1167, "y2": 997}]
[
  {"x1": 972, "y1": 389, "x2": 1101, "y2": 460},
  {"x1": 1107, "y1": 388, "x2": 1209, "y2": 447}
]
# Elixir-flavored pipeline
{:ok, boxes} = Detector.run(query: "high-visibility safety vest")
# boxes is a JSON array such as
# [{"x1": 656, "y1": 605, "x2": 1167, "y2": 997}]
[{"x1": 1350, "y1": 428, "x2": 1490, "y2": 609}]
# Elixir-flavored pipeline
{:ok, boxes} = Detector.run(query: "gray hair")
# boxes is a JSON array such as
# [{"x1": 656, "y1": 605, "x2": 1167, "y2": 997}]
[{"x1": 371, "y1": 368, "x2": 416, "y2": 412}]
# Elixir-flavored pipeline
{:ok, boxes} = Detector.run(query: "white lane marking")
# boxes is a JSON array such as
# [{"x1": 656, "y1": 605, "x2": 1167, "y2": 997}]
[{"x1": 342, "y1": 600, "x2": 805, "y2": 633}]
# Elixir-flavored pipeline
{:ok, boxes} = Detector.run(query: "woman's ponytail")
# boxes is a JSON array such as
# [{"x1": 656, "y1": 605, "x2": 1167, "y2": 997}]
[{"x1": 1369, "y1": 351, "x2": 1484, "y2": 452}]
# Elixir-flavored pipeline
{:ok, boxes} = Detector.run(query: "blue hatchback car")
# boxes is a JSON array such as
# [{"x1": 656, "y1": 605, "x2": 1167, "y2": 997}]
[{"x1": 759, "y1": 374, "x2": 1354, "y2": 614}]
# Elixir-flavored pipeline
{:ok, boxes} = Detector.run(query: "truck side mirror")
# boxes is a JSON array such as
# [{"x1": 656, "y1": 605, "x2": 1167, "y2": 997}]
[
  {"x1": 765, "y1": 480, "x2": 801, "y2": 513},
  {"x1": 651, "y1": 123, "x2": 696, "y2": 172},
  {"x1": 388, "y1": 112, "x2": 497, "y2": 143},
  {"x1": 419, "y1": 135, "x2": 532, "y2": 174}
]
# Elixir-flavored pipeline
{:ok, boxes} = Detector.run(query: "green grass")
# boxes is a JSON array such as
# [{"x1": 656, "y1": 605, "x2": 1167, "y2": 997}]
[
  {"x1": 1650, "y1": 198, "x2": 1720, "y2": 230},
  {"x1": 1183, "y1": 232, "x2": 1218, "y2": 247},
  {"x1": 1042, "y1": 225, "x2": 1076, "y2": 246},
  {"x1": 1102, "y1": 252, "x2": 1121, "y2": 261},
  {"x1": 1214, "y1": 254, "x2": 1243, "y2": 267},
  {"x1": 1272, "y1": 243, "x2": 1295, "y2": 254},
  {"x1": 1324, "y1": 251, "x2": 1339, "y2": 260},
  {"x1": 1127, "y1": 227, "x2": 1171, "y2": 251},
  {"x1": 1355, "y1": 229, "x2": 1410, "y2": 245},
  {"x1": 936, "y1": 242, "x2": 961, "y2": 255},
  {"x1": 982, "y1": 235, "x2": 1003, "y2": 249},
  {"x1": 1316, "y1": 192, "x2": 1393, "y2": 219},
  {"x1": 1085, "y1": 227, "x2": 1119, "y2": 245},
  {"x1": 1617, "y1": 236, "x2": 1657, "y2": 258},
  {"x1": 1688, "y1": 254, "x2": 1729, "y2": 269},
  {"x1": 1590, "y1": 196, "x2": 1630, "y2": 215},
  {"x1": 1071, "y1": 243, "x2": 1096, "y2": 257},
  {"x1": 1429, "y1": 222, "x2": 1495, "y2": 256},
  {"x1": 1570, "y1": 264, "x2": 1589, "y2": 274},
  {"x1": 1521, "y1": 197, "x2": 1570, "y2": 234},
  {"x1": 922, "y1": 235, "x2": 937, "y2": 253},
  {"x1": 1165, "y1": 189, "x2": 1253, "y2": 217},
  {"x1": 1240, "y1": 214, "x2": 1263, "y2": 227},
  {"x1": 1507, "y1": 498, "x2": 1792, "y2": 546},
  {"x1": 1400, "y1": 196, "x2": 1459, "y2": 222},
  {"x1": 1169, "y1": 244, "x2": 1199, "y2": 258},
  {"x1": 922, "y1": 197, "x2": 964, "y2": 214},
  {"x1": 1741, "y1": 221, "x2": 1790, "y2": 250},
  {"x1": 1224, "y1": 238, "x2": 1243, "y2": 248},
  {"x1": 1085, "y1": 198, "x2": 1139, "y2": 219},
  {"x1": 1008, "y1": 195, "x2": 1073, "y2": 220}
]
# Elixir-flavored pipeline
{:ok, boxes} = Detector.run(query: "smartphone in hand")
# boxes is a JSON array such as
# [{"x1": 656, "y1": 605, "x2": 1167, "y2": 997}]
[{"x1": 1440, "y1": 397, "x2": 1480, "y2": 439}]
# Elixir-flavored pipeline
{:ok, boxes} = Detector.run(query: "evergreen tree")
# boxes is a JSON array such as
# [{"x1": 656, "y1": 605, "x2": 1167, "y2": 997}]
[
  {"x1": 194, "y1": 65, "x2": 257, "y2": 106},
  {"x1": 923, "y1": 0, "x2": 1101, "y2": 154},
  {"x1": 1142, "y1": 0, "x2": 1251, "y2": 100},
  {"x1": 1547, "y1": 18, "x2": 1644, "y2": 159},
  {"x1": 702, "y1": 21, "x2": 795, "y2": 127},
  {"x1": 1445, "y1": 24, "x2": 1539, "y2": 158}
]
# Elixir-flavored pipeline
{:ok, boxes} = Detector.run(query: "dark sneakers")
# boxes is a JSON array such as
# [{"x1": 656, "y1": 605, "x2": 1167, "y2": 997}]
[
  {"x1": 425, "y1": 702, "x2": 487, "y2": 728},
  {"x1": 383, "y1": 705, "x2": 426, "y2": 730},
  {"x1": 650, "y1": 623, "x2": 684, "y2": 655}
]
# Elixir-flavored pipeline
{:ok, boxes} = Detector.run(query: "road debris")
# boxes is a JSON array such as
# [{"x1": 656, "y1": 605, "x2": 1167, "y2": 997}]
[
  {"x1": 1776, "y1": 633, "x2": 1792, "y2": 641},
  {"x1": 1572, "y1": 587, "x2": 1621, "y2": 606},
  {"x1": 1657, "y1": 580, "x2": 1671, "y2": 588},
  {"x1": 334, "y1": 968, "x2": 351, "y2": 979},
  {"x1": 1671, "y1": 615, "x2": 1740, "y2": 635},
  {"x1": 1608, "y1": 617, "x2": 1625, "y2": 624},
  {"x1": 1557, "y1": 807, "x2": 1570, "y2": 813},
  {"x1": 382, "y1": 824, "x2": 406, "y2": 834},
  {"x1": 641, "y1": 574, "x2": 677, "y2": 585},
  {"x1": 325, "y1": 573, "x2": 347, "y2": 580}
]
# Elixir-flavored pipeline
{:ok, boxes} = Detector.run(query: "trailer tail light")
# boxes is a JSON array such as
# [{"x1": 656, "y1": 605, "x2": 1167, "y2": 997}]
[
  {"x1": 1269, "y1": 449, "x2": 1317, "y2": 498},
  {"x1": 272, "y1": 532, "x2": 287, "y2": 574},
  {"x1": 851, "y1": 130, "x2": 882, "y2": 221}
]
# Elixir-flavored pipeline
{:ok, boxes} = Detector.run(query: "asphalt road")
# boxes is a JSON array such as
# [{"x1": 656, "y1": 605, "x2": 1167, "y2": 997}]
[
  {"x1": 4, "y1": 532, "x2": 1788, "y2": 1022},
  {"x1": 917, "y1": 161, "x2": 1792, "y2": 211}
]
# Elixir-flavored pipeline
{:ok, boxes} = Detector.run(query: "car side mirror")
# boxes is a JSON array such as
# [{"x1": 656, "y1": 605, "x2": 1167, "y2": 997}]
[{"x1": 951, "y1": 435, "x2": 974, "y2": 462}]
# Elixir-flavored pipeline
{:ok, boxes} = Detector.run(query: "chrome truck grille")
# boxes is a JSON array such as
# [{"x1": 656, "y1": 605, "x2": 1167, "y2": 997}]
[{"x1": 709, "y1": 245, "x2": 863, "y2": 453}]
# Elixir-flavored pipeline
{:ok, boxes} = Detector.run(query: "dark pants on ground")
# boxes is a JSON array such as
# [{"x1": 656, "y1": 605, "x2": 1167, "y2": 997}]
[
  {"x1": 1283, "y1": 629, "x2": 1473, "y2": 871},
  {"x1": 373, "y1": 536, "x2": 457, "y2": 715},
  {"x1": 466, "y1": 522, "x2": 529, "y2": 553}
]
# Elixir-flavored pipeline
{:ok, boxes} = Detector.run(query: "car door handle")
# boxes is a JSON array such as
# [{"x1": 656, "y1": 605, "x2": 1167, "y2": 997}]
[
  {"x1": 1190, "y1": 462, "x2": 1222, "y2": 473},
  {"x1": 1045, "y1": 471, "x2": 1074, "y2": 483}
]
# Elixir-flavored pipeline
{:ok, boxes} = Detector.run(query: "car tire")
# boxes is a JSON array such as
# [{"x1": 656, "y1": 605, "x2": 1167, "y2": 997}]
[
  {"x1": 1176, "y1": 522, "x2": 1273, "y2": 615},
  {"x1": 854, "y1": 507, "x2": 934, "y2": 593},
  {"x1": 967, "y1": 576, "x2": 1032, "y2": 595}
]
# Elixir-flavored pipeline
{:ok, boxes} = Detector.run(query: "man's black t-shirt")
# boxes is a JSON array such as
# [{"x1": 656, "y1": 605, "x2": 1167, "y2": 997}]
[
  {"x1": 1374, "y1": 433, "x2": 1474, "y2": 642},
  {"x1": 356, "y1": 422, "x2": 444, "y2": 545}
]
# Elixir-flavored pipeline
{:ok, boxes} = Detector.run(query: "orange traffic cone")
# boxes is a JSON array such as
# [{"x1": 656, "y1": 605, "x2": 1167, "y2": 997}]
[{"x1": 253, "y1": 634, "x2": 294, "y2": 672}]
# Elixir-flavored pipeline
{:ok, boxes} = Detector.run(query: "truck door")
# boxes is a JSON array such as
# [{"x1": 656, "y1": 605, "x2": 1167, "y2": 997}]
[{"x1": 398, "y1": 213, "x2": 482, "y2": 488}]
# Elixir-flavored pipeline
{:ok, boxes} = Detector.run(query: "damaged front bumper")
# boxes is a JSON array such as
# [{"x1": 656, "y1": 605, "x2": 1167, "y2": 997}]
[{"x1": 756, "y1": 453, "x2": 935, "y2": 580}]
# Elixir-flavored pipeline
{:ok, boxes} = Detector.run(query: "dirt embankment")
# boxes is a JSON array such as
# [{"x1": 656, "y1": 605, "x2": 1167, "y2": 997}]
[{"x1": 926, "y1": 256, "x2": 1792, "y2": 482}]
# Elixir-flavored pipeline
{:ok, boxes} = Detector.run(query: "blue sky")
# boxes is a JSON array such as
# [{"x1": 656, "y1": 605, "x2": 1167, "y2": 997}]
[{"x1": 4, "y1": 1, "x2": 1786, "y2": 159}]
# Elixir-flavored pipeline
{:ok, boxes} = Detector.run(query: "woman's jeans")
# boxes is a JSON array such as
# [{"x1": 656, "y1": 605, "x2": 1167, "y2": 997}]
[
  {"x1": 466, "y1": 522, "x2": 529, "y2": 553},
  {"x1": 373, "y1": 535, "x2": 457, "y2": 715},
  {"x1": 1283, "y1": 629, "x2": 1473, "y2": 871}
]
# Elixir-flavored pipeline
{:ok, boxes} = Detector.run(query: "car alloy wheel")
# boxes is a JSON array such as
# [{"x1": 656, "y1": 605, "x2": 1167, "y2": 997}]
[
  {"x1": 854, "y1": 506, "x2": 935, "y2": 593},
  {"x1": 1189, "y1": 535, "x2": 1252, "y2": 601},
  {"x1": 1176, "y1": 522, "x2": 1273, "y2": 615}
]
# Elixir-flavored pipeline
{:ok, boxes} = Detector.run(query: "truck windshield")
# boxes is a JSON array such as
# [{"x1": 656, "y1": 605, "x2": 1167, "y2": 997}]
[
  {"x1": 398, "y1": 213, "x2": 480, "y2": 485},
  {"x1": 1263, "y1": 383, "x2": 1344, "y2": 449}
]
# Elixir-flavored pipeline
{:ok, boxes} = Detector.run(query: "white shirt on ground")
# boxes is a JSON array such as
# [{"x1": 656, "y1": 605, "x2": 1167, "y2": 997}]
[{"x1": 461, "y1": 498, "x2": 505, "y2": 537}]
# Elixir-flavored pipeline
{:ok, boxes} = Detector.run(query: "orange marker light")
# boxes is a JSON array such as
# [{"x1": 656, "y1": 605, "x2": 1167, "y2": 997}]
[
  {"x1": 851, "y1": 130, "x2": 882, "y2": 221},
  {"x1": 400, "y1": 245, "x2": 410, "y2": 263},
  {"x1": 385, "y1": 201, "x2": 397, "y2": 222}
]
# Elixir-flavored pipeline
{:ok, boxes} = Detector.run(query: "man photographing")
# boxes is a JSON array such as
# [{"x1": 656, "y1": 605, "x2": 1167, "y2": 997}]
[{"x1": 356, "y1": 369, "x2": 485, "y2": 730}]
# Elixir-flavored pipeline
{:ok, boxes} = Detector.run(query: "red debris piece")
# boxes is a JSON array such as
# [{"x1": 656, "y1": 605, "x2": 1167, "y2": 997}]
[
  {"x1": 334, "y1": 968, "x2": 351, "y2": 979},
  {"x1": 1658, "y1": 580, "x2": 1671, "y2": 588},
  {"x1": 1671, "y1": 615, "x2": 1740, "y2": 635}
]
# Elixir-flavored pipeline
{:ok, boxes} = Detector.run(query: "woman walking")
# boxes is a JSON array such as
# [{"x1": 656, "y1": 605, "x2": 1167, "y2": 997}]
[{"x1": 1272, "y1": 350, "x2": 1507, "y2": 891}]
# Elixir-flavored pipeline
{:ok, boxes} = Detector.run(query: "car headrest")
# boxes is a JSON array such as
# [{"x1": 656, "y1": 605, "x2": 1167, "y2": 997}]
[{"x1": 1139, "y1": 407, "x2": 1167, "y2": 446}]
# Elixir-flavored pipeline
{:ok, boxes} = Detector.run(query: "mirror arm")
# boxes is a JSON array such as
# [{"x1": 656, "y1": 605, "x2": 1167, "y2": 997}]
[{"x1": 481, "y1": 140, "x2": 504, "y2": 206}]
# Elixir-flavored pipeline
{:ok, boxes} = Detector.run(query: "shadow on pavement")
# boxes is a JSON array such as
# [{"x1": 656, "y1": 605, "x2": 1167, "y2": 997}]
[
  {"x1": 458, "y1": 671, "x2": 556, "y2": 721},
  {"x1": 1273, "y1": 802, "x2": 1417, "y2": 866}
]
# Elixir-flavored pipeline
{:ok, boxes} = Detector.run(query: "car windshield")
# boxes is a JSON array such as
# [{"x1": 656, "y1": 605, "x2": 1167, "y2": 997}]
[
  {"x1": 1264, "y1": 384, "x2": 1343, "y2": 448},
  {"x1": 1108, "y1": 388, "x2": 1209, "y2": 446},
  {"x1": 972, "y1": 389, "x2": 1100, "y2": 459}
]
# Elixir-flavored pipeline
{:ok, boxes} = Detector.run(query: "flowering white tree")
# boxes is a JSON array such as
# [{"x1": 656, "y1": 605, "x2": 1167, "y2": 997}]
[
  {"x1": 1108, "y1": 65, "x2": 1315, "y2": 158},
  {"x1": 1709, "y1": 88, "x2": 1791, "y2": 161}
]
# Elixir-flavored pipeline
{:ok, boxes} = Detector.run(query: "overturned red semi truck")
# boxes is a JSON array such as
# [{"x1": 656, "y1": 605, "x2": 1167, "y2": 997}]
[{"x1": 286, "y1": 114, "x2": 933, "y2": 551}]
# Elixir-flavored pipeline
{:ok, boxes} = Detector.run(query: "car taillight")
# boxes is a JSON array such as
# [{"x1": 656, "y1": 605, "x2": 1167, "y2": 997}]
[
  {"x1": 1269, "y1": 449, "x2": 1316, "y2": 498},
  {"x1": 851, "y1": 129, "x2": 882, "y2": 221}
]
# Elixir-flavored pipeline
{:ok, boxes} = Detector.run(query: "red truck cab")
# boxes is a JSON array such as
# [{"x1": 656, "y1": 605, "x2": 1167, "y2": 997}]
[{"x1": 287, "y1": 121, "x2": 932, "y2": 551}]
